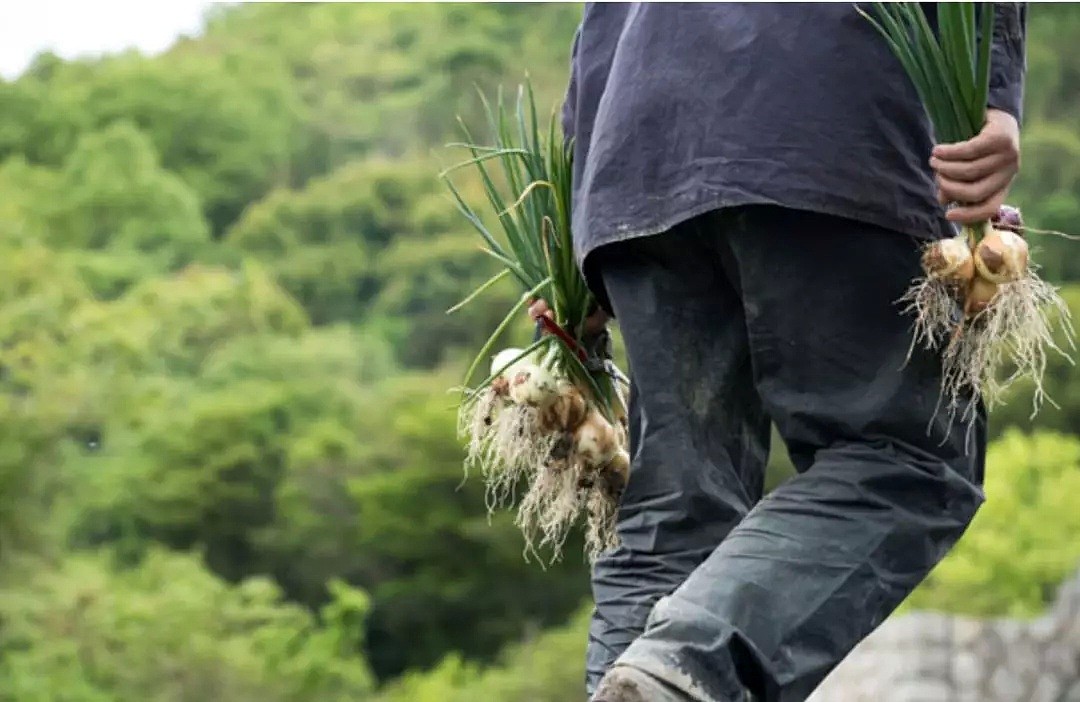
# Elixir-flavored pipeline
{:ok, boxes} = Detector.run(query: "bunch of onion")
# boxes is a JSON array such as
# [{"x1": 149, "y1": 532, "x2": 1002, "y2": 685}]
[
  {"x1": 864, "y1": 3, "x2": 1074, "y2": 422},
  {"x1": 440, "y1": 83, "x2": 630, "y2": 562}
]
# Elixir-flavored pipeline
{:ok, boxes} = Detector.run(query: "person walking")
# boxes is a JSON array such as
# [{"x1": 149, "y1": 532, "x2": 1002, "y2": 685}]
[{"x1": 532, "y1": 4, "x2": 1028, "y2": 701}]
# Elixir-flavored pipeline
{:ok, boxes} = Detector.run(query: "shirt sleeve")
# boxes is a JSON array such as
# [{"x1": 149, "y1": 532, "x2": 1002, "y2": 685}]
[
  {"x1": 560, "y1": 25, "x2": 582, "y2": 144},
  {"x1": 986, "y1": 2, "x2": 1028, "y2": 124}
]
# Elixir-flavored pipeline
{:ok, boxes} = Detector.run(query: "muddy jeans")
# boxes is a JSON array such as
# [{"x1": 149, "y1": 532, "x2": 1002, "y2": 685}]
[{"x1": 585, "y1": 207, "x2": 987, "y2": 701}]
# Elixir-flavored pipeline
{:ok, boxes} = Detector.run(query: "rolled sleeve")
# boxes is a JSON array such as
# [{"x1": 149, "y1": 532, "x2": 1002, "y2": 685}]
[{"x1": 987, "y1": 2, "x2": 1027, "y2": 124}]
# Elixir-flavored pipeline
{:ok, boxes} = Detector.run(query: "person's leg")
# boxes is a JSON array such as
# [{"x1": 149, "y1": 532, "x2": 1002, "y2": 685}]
[
  {"x1": 585, "y1": 217, "x2": 772, "y2": 697},
  {"x1": 606, "y1": 207, "x2": 987, "y2": 702}
]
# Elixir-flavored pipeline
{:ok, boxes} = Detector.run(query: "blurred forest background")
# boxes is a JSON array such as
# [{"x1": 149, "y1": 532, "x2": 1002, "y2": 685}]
[{"x1": 0, "y1": 4, "x2": 1079, "y2": 701}]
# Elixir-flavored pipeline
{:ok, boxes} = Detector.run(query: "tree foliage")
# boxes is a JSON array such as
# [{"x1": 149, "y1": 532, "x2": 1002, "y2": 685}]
[{"x1": 0, "y1": 549, "x2": 374, "y2": 702}]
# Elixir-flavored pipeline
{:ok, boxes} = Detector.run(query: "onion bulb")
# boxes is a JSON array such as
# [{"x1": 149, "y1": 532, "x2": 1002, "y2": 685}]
[
  {"x1": 973, "y1": 229, "x2": 1029, "y2": 284},
  {"x1": 603, "y1": 450, "x2": 630, "y2": 487},
  {"x1": 593, "y1": 449, "x2": 631, "y2": 501},
  {"x1": 491, "y1": 348, "x2": 528, "y2": 379},
  {"x1": 537, "y1": 381, "x2": 589, "y2": 433},
  {"x1": 573, "y1": 410, "x2": 619, "y2": 468},
  {"x1": 922, "y1": 236, "x2": 974, "y2": 285},
  {"x1": 967, "y1": 276, "x2": 1000, "y2": 316},
  {"x1": 993, "y1": 204, "x2": 1024, "y2": 233},
  {"x1": 491, "y1": 347, "x2": 554, "y2": 405},
  {"x1": 508, "y1": 363, "x2": 559, "y2": 407}
]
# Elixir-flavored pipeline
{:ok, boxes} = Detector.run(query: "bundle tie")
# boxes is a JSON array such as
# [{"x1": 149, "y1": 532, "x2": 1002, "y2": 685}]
[
  {"x1": 532, "y1": 318, "x2": 626, "y2": 387},
  {"x1": 533, "y1": 317, "x2": 587, "y2": 362}
]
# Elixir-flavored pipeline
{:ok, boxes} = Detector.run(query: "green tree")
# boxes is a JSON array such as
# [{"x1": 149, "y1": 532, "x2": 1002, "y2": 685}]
[
  {"x1": 224, "y1": 159, "x2": 455, "y2": 325},
  {"x1": 377, "y1": 605, "x2": 591, "y2": 702},
  {"x1": 366, "y1": 231, "x2": 512, "y2": 368},
  {"x1": 0, "y1": 550, "x2": 374, "y2": 702},
  {"x1": 0, "y1": 75, "x2": 81, "y2": 165},
  {"x1": 72, "y1": 262, "x2": 308, "y2": 377},
  {"x1": 1, "y1": 122, "x2": 213, "y2": 298},
  {"x1": 0, "y1": 243, "x2": 94, "y2": 568},
  {"x1": 52, "y1": 123, "x2": 211, "y2": 297},
  {"x1": 34, "y1": 49, "x2": 302, "y2": 233},
  {"x1": 200, "y1": 3, "x2": 581, "y2": 178}
]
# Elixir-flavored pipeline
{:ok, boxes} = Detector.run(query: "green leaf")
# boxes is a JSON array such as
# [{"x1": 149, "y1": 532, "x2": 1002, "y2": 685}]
[
  {"x1": 973, "y1": 2, "x2": 995, "y2": 124},
  {"x1": 864, "y1": 2, "x2": 991, "y2": 143},
  {"x1": 940, "y1": 3, "x2": 976, "y2": 120},
  {"x1": 866, "y1": 4, "x2": 954, "y2": 142},
  {"x1": 909, "y1": 4, "x2": 978, "y2": 138},
  {"x1": 440, "y1": 171, "x2": 512, "y2": 263},
  {"x1": 446, "y1": 268, "x2": 511, "y2": 315}
]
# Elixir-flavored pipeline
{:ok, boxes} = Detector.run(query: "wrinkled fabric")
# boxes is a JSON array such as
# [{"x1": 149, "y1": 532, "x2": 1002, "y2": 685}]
[
  {"x1": 586, "y1": 207, "x2": 987, "y2": 701},
  {"x1": 561, "y1": 3, "x2": 1028, "y2": 315}
]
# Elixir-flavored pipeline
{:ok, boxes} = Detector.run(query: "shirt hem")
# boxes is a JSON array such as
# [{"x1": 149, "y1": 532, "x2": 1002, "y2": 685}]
[{"x1": 576, "y1": 191, "x2": 955, "y2": 316}]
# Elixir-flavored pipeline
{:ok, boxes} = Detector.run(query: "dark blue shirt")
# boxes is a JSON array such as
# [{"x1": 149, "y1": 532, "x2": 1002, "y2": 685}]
[{"x1": 562, "y1": 3, "x2": 1027, "y2": 304}]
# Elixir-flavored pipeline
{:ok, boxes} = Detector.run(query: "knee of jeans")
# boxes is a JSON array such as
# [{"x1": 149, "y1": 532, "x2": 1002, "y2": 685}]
[
  {"x1": 645, "y1": 595, "x2": 672, "y2": 629},
  {"x1": 644, "y1": 594, "x2": 703, "y2": 635}
]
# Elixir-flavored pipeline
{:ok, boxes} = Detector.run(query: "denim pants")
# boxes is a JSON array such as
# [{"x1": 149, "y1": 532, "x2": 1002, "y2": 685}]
[{"x1": 585, "y1": 206, "x2": 987, "y2": 701}]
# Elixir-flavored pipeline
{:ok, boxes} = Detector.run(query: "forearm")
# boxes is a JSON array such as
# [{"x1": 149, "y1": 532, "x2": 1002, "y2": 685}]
[{"x1": 986, "y1": 2, "x2": 1027, "y2": 124}]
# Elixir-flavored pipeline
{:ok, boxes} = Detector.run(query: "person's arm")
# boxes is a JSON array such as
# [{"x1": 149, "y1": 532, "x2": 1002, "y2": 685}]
[{"x1": 986, "y1": 2, "x2": 1028, "y2": 125}]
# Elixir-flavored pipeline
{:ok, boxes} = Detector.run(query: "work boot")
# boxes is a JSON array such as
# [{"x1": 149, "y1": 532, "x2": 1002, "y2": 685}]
[{"x1": 590, "y1": 665, "x2": 688, "y2": 702}]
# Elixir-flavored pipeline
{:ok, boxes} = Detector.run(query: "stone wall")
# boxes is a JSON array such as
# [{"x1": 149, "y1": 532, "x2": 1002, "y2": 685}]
[{"x1": 809, "y1": 570, "x2": 1080, "y2": 702}]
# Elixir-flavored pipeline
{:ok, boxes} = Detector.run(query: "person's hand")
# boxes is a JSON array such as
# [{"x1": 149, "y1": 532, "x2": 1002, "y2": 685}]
[
  {"x1": 528, "y1": 298, "x2": 608, "y2": 337},
  {"x1": 930, "y1": 108, "x2": 1021, "y2": 224}
]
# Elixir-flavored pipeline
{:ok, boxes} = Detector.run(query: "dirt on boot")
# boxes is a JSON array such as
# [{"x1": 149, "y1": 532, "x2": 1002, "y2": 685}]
[
  {"x1": 591, "y1": 675, "x2": 647, "y2": 702},
  {"x1": 591, "y1": 666, "x2": 690, "y2": 702}
]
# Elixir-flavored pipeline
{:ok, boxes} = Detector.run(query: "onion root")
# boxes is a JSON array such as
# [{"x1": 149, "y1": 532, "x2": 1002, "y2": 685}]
[{"x1": 460, "y1": 350, "x2": 632, "y2": 564}]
